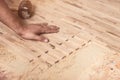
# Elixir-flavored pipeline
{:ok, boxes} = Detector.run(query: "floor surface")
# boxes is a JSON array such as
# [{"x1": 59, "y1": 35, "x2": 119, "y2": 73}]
[{"x1": 0, "y1": 0, "x2": 120, "y2": 80}]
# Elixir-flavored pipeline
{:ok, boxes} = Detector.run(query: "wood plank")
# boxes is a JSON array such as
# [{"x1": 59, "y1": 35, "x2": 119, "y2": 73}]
[{"x1": 0, "y1": 0, "x2": 120, "y2": 80}]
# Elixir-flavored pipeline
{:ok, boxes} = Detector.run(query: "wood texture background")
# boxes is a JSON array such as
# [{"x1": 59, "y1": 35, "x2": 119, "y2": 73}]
[{"x1": 0, "y1": 0, "x2": 120, "y2": 80}]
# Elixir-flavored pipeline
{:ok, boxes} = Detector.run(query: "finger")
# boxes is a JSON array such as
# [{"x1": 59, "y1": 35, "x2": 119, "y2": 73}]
[
  {"x1": 44, "y1": 28, "x2": 60, "y2": 34},
  {"x1": 42, "y1": 25, "x2": 59, "y2": 33},
  {"x1": 48, "y1": 25, "x2": 60, "y2": 30},
  {"x1": 45, "y1": 25, "x2": 60, "y2": 33},
  {"x1": 34, "y1": 35, "x2": 49, "y2": 43},
  {"x1": 39, "y1": 26, "x2": 59, "y2": 34},
  {"x1": 40, "y1": 23, "x2": 48, "y2": 26},
  {"x1": 35, "y1": 24, "x2": 60, "y2": 34},
  {"x1": 40, "y1": 24, "x2": 59, "y2": 30},
  {"x1": 22, "y1": 33, "x2": 49, "y2": 43}
]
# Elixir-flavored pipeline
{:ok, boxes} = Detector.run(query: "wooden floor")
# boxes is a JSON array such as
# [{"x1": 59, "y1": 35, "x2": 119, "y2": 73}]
[{"x1": 0, "y1": 0, "x2": 120, "y2": 80}]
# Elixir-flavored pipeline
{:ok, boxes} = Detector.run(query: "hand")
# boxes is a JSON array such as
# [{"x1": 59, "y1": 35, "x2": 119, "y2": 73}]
[{"x1": 19, "y1": 23, "x2": 60, "y2": 43}]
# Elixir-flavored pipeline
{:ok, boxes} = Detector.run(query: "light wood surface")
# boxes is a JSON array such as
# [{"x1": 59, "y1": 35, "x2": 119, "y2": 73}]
[{"x1": 0, "y1": 0, "x2": 120, "y2": 80}]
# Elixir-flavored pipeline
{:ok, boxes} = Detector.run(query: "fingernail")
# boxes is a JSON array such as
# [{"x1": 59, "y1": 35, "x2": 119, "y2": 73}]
[{"x1": 44, "y1": 39, "x2": 49, "y2": 43}]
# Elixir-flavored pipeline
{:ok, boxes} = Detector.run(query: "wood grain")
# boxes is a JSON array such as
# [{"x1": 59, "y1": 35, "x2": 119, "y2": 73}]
[{"x1": 0, "y1": 0, "x2": 120, "y2": 80}]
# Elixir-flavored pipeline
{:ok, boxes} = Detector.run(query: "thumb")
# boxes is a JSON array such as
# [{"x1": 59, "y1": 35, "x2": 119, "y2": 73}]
[
  {"x1": 33, "y1": 35, "x2": 49, "y2": 43},
  {"x1": 21, "y1": 33, "x2": 49, "y2": 43}
]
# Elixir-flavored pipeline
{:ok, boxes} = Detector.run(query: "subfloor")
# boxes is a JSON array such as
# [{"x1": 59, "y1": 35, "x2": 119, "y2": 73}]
[{"x1": 0, "y1": 0, "x2": 120, "y2": 80}]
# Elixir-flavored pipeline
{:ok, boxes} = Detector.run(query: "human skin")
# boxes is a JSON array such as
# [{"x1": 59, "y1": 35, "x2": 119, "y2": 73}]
[{"x1": 0, "y1": 0, "x2": 59, "y2": 42}]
